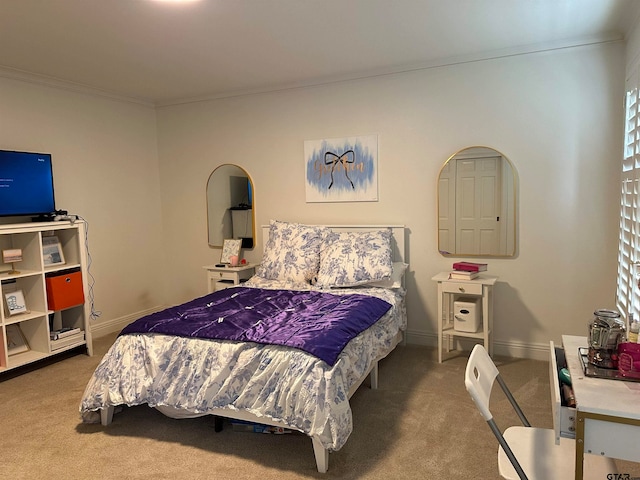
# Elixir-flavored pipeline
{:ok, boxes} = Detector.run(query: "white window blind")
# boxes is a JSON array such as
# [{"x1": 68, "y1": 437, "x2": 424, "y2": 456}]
[{"x1": 617, "y1": 72, "x2": 640, "y2": 321}]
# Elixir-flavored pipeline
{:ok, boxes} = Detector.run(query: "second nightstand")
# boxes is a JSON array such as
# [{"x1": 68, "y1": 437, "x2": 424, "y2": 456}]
[
  {"x1": 203, "y1": 264, "x2": 256, "y2": 293},
  {"x1": 431, "y1": 271, "x2": 498, "y2": 363}
]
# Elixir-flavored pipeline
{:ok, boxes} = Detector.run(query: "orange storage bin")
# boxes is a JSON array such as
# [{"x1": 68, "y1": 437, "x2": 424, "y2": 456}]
[{"x1": 46, "y1": 269, "x2": 84, "y2": 311}]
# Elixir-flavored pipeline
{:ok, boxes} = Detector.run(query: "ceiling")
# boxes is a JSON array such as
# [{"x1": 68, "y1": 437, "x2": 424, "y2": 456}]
[{"x1": 0, "y1": 0, "x2": 639, "y2": 106}]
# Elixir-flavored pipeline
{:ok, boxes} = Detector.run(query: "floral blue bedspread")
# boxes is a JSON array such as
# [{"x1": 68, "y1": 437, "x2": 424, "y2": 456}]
[
  {"x1": 119, "y1": 287, "x2": 391, "y2": 366},
  {"x1": 80, "y1": 278, "x2": 406, "y2": 451}
]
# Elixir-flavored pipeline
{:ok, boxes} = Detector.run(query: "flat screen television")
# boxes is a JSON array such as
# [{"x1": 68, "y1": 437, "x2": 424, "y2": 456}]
[{"x1": 0, "y1": 149, "x2": 56, "y2": 217}]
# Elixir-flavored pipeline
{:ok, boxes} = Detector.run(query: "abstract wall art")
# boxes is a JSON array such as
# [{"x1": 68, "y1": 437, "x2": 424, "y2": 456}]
[{"x1": 304, "y1": 134, "x2": 378, "y2": 202}]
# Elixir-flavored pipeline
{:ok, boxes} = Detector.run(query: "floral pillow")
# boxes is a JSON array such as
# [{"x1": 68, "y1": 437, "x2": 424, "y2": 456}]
[
  {"x1": 256, "y1": 220, "x2": 325, "y2": 284},
  {"x1": 364, "y1": 262, "x2": 408, "y2": 289},
  {"x1": 315, "y1": 229, "x2": 393, "y2": 288}
]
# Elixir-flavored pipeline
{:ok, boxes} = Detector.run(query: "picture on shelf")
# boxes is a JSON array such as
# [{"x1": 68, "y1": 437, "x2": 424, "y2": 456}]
[
  {"x1": 220, "y1": 239, "x2": 242, "y2": 265},
  {"x1": 42, "y1": 235, "x2": 65, "y2": 266},
  {"x1": 6, "y1": 323, "x2": 29, "y2": 355},
  {"x1": 4, "y1": 289, "x2": 28, "y2": 316},
  {"x1": 2, "y1": 248, "x2": 23, "y2": 275},
  {"x1": 2, "y1": 248, "x2": 22, "y2": 263}
]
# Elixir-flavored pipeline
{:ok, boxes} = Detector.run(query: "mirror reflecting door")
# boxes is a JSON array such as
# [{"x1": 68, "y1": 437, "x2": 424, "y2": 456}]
[
  {"x1": 438, "y1": 146, "x2": 517, "y2": 257},
  {"x1": 207, "y1": 164, "x2": 255, "y2": 249}
]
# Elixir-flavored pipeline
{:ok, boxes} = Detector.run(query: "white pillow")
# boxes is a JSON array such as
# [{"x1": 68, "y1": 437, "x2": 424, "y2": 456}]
[
  {"x1": 256, "y1": 220, "x2": 325, "y2": 284},
  {"x1": 315, "y1": 229, "x2": 393, "y2": 288},
  {"x1": 365, "y1": 262, "x2": 408, "y2": 289}
]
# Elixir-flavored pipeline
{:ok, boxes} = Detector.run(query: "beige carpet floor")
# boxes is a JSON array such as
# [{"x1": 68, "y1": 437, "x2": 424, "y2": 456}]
[{"x1": 1, "y1": 333, "x2": 638, "y2": 479}]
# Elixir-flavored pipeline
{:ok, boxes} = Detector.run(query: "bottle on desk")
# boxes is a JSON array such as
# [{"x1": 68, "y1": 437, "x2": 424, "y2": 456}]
[
  {"x1": 629, "y1": 313, "x2": 639, "y2": 343},
  {"x1": 561, "y1": 384, "x2": 576, "y2": 408}
]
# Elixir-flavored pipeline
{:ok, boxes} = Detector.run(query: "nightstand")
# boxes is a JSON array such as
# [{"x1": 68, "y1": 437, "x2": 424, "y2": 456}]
[
  {"x1": 203, "y1": 264, "x2": 256, "y2": 293},
  {"x1": 431, "y1": 271, "x2": 498, "y2": 363}
]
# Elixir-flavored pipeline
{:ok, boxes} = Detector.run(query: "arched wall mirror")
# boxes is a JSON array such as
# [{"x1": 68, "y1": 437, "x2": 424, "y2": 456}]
[
  {"x1": 207, "y1": 164, "x2": 255, "y2": 249},
  {"x1": 438, "y1": 146, "x2": 517, "y2": 257}
]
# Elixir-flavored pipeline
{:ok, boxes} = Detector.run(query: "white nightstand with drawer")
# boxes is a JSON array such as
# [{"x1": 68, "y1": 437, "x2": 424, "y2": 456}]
[
  {"x1": 203, "y1": 264, "x2": 256, "y2": 293},
  {"x1": 431, "y1": 271, "x2": 498, "y2": 363}
]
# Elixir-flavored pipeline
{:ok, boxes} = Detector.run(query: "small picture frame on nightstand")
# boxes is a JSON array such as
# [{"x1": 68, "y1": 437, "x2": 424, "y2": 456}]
[{"x1": 220, "y1": 239, "x2": 241, "y2": 265}]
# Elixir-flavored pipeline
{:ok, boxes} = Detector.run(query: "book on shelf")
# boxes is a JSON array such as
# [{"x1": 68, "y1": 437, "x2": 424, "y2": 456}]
[
  {"x1": 50, "y1": 331, "x2": 85, "y2": 351},
  {"x1": 449, "y1": 270, "x2": 479, "y2": 280},
  {"x1": 452, "y1": 261, "x2": 488, "y2": 273},
  {"x1": 50, "y1": 327, "x2": 81, "y2": 340}
]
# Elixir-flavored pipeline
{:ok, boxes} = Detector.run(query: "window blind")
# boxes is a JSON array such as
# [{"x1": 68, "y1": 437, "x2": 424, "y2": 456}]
[{"x1": 617, "y1": 71, "x2": 640, "y2": 321}]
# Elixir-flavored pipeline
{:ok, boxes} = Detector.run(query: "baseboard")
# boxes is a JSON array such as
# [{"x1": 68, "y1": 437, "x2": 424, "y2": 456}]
[
  {"x1": 404, "y1": 329, "x2": 432, "y2": 346},
  {"x1": 90, "y1": 306, "x2": 165, "y2": 338},
  {"x1": 492, "y1": 339, "x2": 549, "y2": 361},
  {"x1": 404, "y1": 329, "x2": 550, "y2": 361}
]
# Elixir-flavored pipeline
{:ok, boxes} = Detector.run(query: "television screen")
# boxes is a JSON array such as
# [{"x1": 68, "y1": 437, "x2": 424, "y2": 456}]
[{"x1": 0, "y1": 150, "x2": 56, "y2": 217}]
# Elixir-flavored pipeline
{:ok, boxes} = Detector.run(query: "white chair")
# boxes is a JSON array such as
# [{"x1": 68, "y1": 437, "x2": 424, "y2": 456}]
[{"x1": 464, "y1": 344, "x2": 616, "y2": 480}]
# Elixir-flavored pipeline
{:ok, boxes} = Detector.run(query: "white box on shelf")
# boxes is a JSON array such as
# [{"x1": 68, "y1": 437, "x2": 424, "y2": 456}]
[{"x1": 454, "y1": 297, "x2": 481, "y2": 332}]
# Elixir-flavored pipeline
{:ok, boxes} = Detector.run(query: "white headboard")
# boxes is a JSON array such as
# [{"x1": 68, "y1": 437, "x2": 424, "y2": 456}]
[{"x1": 261, "y1": 224, "x2": 406, "y2": 263}]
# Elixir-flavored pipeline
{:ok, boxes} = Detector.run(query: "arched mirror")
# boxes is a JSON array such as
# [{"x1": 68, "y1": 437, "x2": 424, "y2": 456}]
[
  {"x1": 438, "y1": 146, "x2": 517, "y2": 257},
  {"x1": 207, "y1": 164, "x2": 255, "y2": 249}
]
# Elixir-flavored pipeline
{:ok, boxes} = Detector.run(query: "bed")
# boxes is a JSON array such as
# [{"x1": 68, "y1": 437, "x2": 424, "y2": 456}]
[{"x1": 80, "y1": 221, "x2": 407, "y2": 473}]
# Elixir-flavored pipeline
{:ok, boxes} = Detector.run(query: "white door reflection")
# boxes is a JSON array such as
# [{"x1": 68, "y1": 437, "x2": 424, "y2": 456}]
[{"x1": 438, "y1": 147, "x2": 516, "y2": 257}]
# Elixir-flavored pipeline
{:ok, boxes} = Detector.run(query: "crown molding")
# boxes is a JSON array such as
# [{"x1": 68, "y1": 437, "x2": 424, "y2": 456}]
[
  {"x1": 0, "y1": 32, "x2": 625, "y2": 109},
  {"x1": 156, "y1": 32, "x2": 624, "y2": 107},
  {"x1": 0, "y1": 64, "x2": 155, "y2": 107}
]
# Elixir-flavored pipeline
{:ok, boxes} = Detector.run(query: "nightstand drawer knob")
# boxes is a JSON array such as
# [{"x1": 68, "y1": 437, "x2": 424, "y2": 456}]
[{"x1": 459, "y1": 287, "x2": 465, "y2": 292}]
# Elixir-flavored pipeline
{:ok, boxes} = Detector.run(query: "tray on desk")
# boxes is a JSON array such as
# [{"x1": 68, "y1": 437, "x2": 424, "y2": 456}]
[{"x1": 578, "y1": 347, "x2": 640, "y2": 383}]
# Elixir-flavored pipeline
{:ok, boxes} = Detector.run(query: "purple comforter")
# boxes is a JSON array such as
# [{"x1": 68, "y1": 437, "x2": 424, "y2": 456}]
[{"x1": 120, "y1": 287, "x2": 391, "y2": 366}]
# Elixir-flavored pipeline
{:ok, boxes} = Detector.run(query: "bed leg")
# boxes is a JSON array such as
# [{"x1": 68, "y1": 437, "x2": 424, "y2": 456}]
[
  {"x1": 214, "y1": 415, "x2": 224, "y2": 432},
  {"x1": 311, "y1": 437, "x2": 329, "y2": 473},
  {"x1": 370, "y1": 361, "x2": 379, "y2": 390},
  {"x1": 100, "y1": 406, "x2": 114, "y2": 426}
]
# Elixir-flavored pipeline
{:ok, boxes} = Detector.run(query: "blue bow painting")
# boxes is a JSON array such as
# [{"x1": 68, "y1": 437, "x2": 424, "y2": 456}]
[{"x1": 304, "y1": 135, "x2": 378, "y2": 202}]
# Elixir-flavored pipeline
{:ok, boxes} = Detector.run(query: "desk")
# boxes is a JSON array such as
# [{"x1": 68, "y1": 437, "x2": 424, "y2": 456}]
[
  {"x1": 562, "y1": 335, "x2": 640, "y2": 480},
  {"x1": 432, "y1": 272, "x2": 497, "y2": 363}
]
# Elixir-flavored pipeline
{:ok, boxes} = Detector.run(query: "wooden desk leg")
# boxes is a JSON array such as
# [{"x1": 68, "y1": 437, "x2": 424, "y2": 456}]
[{"x1": 575, "y1": 411, "x2": 585, "y2": 480}]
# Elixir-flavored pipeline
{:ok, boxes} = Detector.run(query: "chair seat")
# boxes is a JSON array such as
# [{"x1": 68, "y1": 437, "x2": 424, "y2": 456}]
[{"x1": 498, "y1": 427, "x2": 617, "y2": 480}]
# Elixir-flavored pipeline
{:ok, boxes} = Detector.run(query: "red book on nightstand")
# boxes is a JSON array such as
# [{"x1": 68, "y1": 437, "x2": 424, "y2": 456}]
[{"x1": 452, "y1": 261, "x2": 488, "y2": 273}]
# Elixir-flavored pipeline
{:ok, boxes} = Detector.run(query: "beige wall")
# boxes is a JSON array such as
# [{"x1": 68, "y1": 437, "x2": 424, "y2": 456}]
[
  {"x1": 627, "y1": 14, "x2": 640, "y2": 75},
  {"x1": 0, "y1": 40, "x2": 625, "y2": 359},
  {"x1": 0, "y1": 77, "x2": 165, "y2": 334},
  {"x1": 157, "y1": 42, "x2": 625, "y2": 359}
]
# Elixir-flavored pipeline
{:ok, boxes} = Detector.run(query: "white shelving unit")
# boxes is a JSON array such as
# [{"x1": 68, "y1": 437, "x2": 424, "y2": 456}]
[{"x1": 0, "y1": 221, "x2": 92, "y2": 372}]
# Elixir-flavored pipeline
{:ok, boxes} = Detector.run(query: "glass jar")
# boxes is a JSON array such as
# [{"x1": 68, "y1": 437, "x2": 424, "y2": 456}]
[{"x1": 588, "y1": 309, "x2": 626, "y2": 368}]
